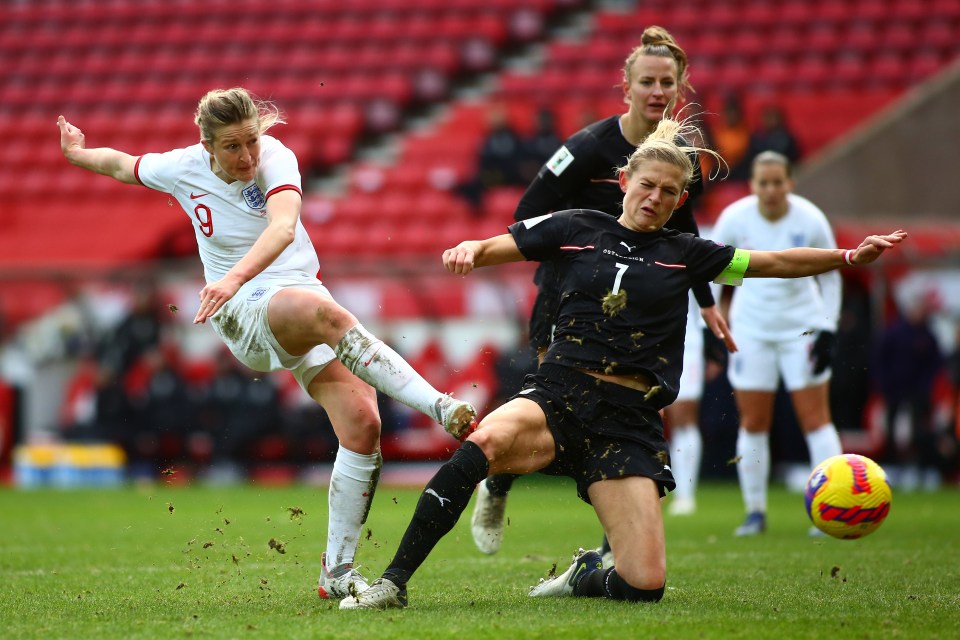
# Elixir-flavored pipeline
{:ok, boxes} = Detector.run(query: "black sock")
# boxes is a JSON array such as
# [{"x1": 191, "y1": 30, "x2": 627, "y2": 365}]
[
  {"x1": 576, "y1": 567, "x2": 665, "y2": 602},
  {"x1": 382, "y1": 441, "x2": 489, "y2": 587},
  {"x1": 485, "y1": 473, "x2": 518, "y2": 496}
]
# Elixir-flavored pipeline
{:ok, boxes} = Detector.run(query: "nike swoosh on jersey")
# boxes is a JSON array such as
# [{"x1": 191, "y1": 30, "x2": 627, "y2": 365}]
[{"x1": 190, "y1": 192, "x2": 208, "y2": 199}]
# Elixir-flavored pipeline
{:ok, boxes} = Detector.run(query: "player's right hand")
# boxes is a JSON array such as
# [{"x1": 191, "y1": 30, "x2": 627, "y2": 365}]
[
  {"x1": 443, "y1": 241, "x2": 481, "y2": 275},
  {"x1": 57, "y1": 115, "x2": 85, "y2": 158}
]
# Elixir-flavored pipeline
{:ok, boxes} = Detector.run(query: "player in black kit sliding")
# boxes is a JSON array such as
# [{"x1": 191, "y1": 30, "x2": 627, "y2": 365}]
[{"x1": 337, "y1": 115, "x2": 908, "y2": 609}]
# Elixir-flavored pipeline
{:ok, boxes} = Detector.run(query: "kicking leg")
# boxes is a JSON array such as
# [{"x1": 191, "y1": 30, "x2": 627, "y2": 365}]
[{"x1": 269, "y1": 289, "x2": 476, "y2": 439}]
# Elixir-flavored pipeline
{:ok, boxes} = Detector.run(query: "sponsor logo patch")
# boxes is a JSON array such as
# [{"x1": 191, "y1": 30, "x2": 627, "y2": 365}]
[
  {"x1": 248, "y1": 287, "x2": 269, "y2": 301},
  {"x1": 242, "y1": 184, "x2": 266, "y2": 210},
  {"x1": 522, "y1": 213, "x2": 553, "y2": 228},
  {"x1": 546, "y1": 145, "x2": 575, "y2": 176}
]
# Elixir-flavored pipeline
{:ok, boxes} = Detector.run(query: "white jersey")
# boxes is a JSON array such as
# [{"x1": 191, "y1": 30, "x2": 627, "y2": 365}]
[
  {"x1": 134, "y1": 135, "x2": 319, "y2": 284},
  {"x1": 710, "y1": 193, "x2": 841, "y2": 341}
]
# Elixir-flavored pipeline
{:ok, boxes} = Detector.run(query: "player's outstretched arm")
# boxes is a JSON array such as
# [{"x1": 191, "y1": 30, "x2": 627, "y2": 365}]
[
  {"x1": 58, "y1": 115, "x2": 139, "y2": 184},
  {"x1": 442, "y1": 234, "x2": 525, "y2": 275},
  {"x1": 746, "y1": 230, "x2": 907, "y2": 279}
]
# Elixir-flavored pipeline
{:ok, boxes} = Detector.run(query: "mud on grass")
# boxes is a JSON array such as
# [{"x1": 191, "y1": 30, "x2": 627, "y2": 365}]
[{"x1": 1, "y1": 481, "x2": 958, "y2": 639}]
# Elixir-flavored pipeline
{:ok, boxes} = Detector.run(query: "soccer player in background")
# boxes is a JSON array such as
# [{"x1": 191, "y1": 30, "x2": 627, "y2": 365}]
[
  {"x1": 471, "y1": 25, "x2": 733, "y2": 558},
  {"x1": 57, "y1": 87, "x2": 477, "y2": 599},
  {"x1": 711, "y1": 150, "x2": 844, "y2": 537},
  {"x1": 339, "y1": 117, "x2": 907, "y2": 609}
]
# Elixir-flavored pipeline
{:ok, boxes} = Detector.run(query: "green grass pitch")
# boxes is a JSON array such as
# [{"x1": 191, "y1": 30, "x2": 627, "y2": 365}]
[{"x1": 2, "y1": 477, "x2": 958, "y2": 639}]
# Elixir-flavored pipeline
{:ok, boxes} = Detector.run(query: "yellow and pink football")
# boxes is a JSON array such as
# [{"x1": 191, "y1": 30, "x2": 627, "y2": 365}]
[{"x1": 805, "y1": 454, "x2": 892, "y2": 539}]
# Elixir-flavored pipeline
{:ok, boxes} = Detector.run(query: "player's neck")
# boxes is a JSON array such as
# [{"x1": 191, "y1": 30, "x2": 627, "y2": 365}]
[
  {"x1": 210, "y1": 156, "x2": 237, "y2": 184},
  {"x1": 760, "y1": 203, "x2": 789, "y2": 221},
  {"x1": 619, "y1": 113, "x2": 655, "y2": 146}
]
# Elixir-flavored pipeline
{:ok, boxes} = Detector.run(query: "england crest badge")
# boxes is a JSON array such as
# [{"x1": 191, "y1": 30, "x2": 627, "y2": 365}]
[{"x1": 242, "y1": 184, "x2": 267, "y2": 210}]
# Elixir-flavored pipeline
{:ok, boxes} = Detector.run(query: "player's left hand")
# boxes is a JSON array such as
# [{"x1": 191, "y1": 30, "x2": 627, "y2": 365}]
[
  {"x1": 194, "y1": 278, "x2": 241, "y2": 324},
  {"x1": 810, "y1": 330, "x2": 837, "y2": 375},
  {"x1": 700, "y1": 305, "x2": 738, "y2": 353}
]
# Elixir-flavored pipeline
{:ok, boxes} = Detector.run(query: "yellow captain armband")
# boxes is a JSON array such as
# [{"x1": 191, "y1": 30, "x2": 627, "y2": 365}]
[{"x1": 713, "y1": 248, "x2": 750, "y2": 286}]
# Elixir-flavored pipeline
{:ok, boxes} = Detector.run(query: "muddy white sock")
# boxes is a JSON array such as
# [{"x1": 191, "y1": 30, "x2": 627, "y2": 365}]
[
  {"x1": 326, "y1": 445, "x2": 382, "y2": 567},
  {"x1": 335, "y1": 324, "x2": 442, "y2": 418}
]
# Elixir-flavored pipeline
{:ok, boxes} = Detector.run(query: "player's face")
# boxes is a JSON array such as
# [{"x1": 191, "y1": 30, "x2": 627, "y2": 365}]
[
  {"x1": 623, "y1": 55, "x2": 679, "y2": 124},
  {"x1": 750, "y1": 162, "x2": 793, "y2": 218},
  {"x1": 203, "y1": 118, "x2": 261, "y2": 183},
  {"x1": 618, "y1": 159, "x2": 688, "y2": 232}
]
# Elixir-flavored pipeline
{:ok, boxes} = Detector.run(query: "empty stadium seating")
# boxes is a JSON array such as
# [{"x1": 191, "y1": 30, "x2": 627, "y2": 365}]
[
  {"x1": 0, "y1": 0, "x2": 575, "y2": 279},
  {"x1": 1, "y1": 0, "x2": 959, "y2": 330}
]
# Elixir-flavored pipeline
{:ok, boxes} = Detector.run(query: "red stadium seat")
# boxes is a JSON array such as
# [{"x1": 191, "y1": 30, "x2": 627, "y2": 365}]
[
  {"x1": 481, "y1": 187, "x2": 525, "y2": 224},
  {"x1": 754, "y1": 56, "x2": 794, "y2": 92},
  {"x1": 792, "y1": 55, "x2": 831, "y2": 91},
  {"x1": 909, "y1": 51, "x2": 947, "y2": 82},
  {"x1": 868, "y1": 54, "x2": 908, "y2": 87},
  {"x1": 3, "y1": 0, "x2": 934, "y2": 281},
  {"x1": 832, "y1": 54, "x2": 869, "y2": 91}
]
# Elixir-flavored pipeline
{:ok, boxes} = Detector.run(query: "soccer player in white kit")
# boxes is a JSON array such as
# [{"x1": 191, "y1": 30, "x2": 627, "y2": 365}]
[
  {"x1": 57, "y1": 87, "x2": 477, "y2": 597},
  {"x1": 665, "y1": 293, "x2": 707, "y2": 516},
  {"x1": 711, "y1": 151, "x2": 843, "y2": 536}
]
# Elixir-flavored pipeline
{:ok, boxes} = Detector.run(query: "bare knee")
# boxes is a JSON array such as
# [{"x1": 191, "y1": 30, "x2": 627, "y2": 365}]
[
  {"x1": 465, "y1": 425, "x2": 510, "y2": 466},
  {"x1": 323, "y1": 391, "x2": 381, "y2": 454},
  {"x1": 335, "y1": 408, "x2": 381, "y2": 454}
]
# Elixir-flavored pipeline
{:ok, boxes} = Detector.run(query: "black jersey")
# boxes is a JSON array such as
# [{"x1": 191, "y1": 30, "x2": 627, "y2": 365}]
[
  {"x1": 513, "y1": 114, "x2": 713, "y2": 308},
  {"x1": 509, "y1": 209, "x2": 735, "y2": 408}
]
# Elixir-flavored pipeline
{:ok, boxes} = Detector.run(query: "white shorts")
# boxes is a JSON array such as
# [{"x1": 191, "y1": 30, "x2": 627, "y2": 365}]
[
  {"x1": 727, "y1": 332, "x2": 830, "y2": 392},
  {"x1": 676, "y1": 295, "x2": 704, "y2": 402},
  {"x1": 210, "y1": 276, "x2": 337, "y2": 392}
]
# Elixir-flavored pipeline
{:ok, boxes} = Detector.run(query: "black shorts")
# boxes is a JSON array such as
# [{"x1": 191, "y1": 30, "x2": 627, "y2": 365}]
[{"x1": 510, "y1": 364, "x2": 675, "y2": 504}]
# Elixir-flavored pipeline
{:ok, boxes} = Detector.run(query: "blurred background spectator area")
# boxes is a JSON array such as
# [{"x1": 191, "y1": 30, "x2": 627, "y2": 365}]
[{"x1": 1, "y1": 0, "x2": 959, "y2": 482}]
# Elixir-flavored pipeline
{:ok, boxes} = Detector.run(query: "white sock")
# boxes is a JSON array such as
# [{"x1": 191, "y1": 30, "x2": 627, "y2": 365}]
[
  {"x1": 335, "y1": 324, "x2": 443, "y2": 419},
  {"x1": 326, "y1": 445, "x2": 382, "y2": 568},
  {"x1": 805, "y1": 423, "x2": 843, "y2": 468},
  {"x1": 736, "y1": 429, "x2": 769, "y2": 514},
  {"x1": 670, "y1": 425, "x2": 702, "y2": 501}
]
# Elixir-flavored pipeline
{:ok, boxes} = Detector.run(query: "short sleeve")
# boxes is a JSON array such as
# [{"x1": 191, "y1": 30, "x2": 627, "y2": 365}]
[
  {"x1": 508, "y1": 212, "x2": 574, "y2": 262},
  {"x1": 258, "y1": 137, "x2": 302, "y2": 196},
  {"x1": 685, "y1": 236, "x2": 737, "y2": 284},
  {"x1": 135, "y1": 148, "x2": 189, "y2": 193}
]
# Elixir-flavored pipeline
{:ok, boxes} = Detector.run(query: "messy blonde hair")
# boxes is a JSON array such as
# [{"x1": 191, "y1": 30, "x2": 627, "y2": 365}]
[
  {"x1": 617, "y1": 116, "x2": 725, "y2": 186},
  {"x1": 194, "y1": 87, "x2": 285, "y2": 143},
  {"x1": 623, "y1": 26, "x2": 692, "y2": 103}
]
